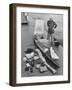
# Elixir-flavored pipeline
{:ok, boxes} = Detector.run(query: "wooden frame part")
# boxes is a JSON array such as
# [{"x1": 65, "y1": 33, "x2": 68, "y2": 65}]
[{"x1": 9, "y1": 3, "x2": 70, "y2": 86}]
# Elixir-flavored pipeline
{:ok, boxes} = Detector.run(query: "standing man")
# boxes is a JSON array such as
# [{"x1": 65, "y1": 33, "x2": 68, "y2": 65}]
[{"x1": 47, "y1": 18, "x2": 57, "y2": 43}]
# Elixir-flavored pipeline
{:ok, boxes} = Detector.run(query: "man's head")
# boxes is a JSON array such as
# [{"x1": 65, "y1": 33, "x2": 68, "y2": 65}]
[{"x1": 49, "y1": 17, "x2": 53, "y2": 21}]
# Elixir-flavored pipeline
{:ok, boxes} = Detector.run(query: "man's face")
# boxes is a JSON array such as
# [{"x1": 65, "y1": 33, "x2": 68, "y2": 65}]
[{"x1": 49, "y1": 18, "x2": 53, "y2": 21}]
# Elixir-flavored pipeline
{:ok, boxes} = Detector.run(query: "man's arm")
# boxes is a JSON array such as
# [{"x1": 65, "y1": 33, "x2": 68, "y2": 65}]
[
  {"x1": 53, "y1": 21, "x2": 57, "y2": 28},
  {"x1": 47, "y1": 21, "x2": 50, "y2": 27}
]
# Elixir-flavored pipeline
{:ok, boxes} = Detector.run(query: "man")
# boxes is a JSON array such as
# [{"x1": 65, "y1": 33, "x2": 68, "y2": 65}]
[{"x1": 47, "y1": 18, "x2": 57, "y2": 40}]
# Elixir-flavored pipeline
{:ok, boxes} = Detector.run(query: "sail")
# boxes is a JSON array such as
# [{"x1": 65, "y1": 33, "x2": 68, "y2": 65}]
[
  {"x1": 50, "y1": 47, "x2": 59, "y2": 60},
  {"x1": 34, "y1": 19, "x2": 44, "y2": 35}
]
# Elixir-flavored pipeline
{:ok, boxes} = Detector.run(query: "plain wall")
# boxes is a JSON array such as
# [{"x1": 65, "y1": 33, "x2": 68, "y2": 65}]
[{"x1": 0, "y1": 0, "x2": 72, "y2": 90}]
